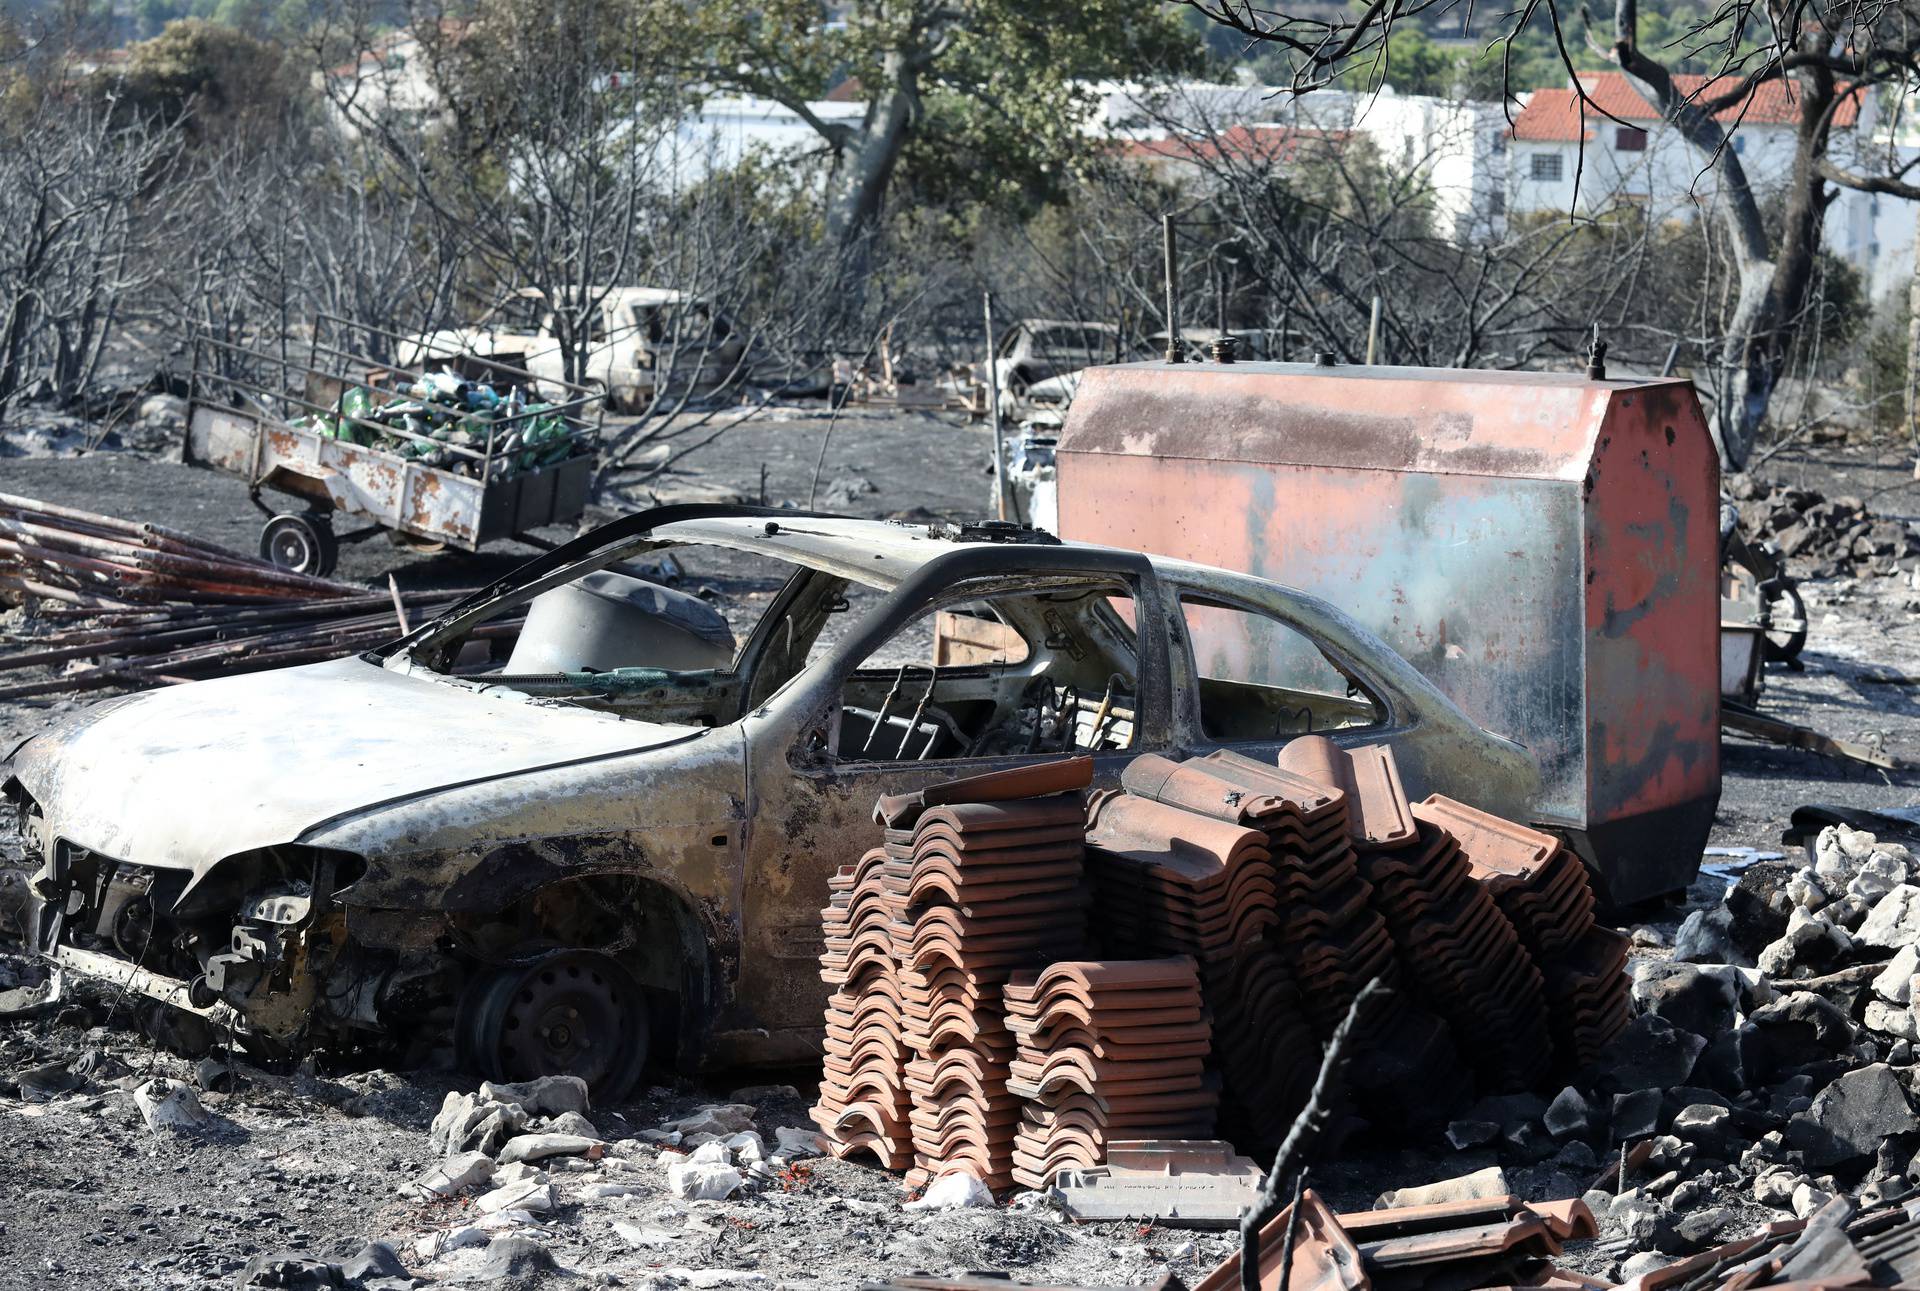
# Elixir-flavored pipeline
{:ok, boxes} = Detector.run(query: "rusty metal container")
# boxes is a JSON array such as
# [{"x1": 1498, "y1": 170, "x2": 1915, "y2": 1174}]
[{"x1": 1055, "y1": 360, "x2": 1720, "y2": 904}]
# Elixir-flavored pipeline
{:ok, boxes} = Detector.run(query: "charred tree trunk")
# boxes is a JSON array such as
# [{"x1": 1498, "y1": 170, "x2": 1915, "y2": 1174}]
[
  {"x1": 1613, "y1": 0, "x2": 1836, "y2": 469},
  {"x1": 820, "y1": 51, "x2": 922, "y2": 302}
]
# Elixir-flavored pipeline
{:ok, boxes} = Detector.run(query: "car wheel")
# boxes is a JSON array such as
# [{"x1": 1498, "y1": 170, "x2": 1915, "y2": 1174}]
[
  {"x1": 459, "y1": 948, "x2": 649, "y2": 1103},
  {"x1": 259, "y1": 512, "x2": 338, "y2": 577}
]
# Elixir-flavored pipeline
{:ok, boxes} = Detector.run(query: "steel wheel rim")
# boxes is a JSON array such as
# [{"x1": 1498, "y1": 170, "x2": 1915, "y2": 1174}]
[{"x1": 485, "y1": 952, "x2": 644, "y2": 1091}]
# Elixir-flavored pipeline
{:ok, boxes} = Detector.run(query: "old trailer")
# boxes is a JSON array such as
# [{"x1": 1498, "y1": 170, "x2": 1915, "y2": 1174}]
[
  {"x1": 1054, "y1": 356, "x2": 1720, "y2": 905},
  {"x1": 185, "y1": 317, "x2": 599, "y2": 576}
]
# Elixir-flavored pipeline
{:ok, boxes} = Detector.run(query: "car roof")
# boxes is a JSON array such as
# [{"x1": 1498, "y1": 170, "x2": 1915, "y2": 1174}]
[{"x1": 650, "y1": 514, "x2": 1214, "y2": 593}]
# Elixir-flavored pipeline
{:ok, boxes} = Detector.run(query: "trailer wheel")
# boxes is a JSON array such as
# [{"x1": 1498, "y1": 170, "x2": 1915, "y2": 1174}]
[{"x1": 259, "y1": 512, "x2": 338, "y2": 578}]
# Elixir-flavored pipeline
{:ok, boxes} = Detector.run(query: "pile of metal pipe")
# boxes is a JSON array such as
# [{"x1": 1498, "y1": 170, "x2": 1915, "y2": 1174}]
[{"x1": 0, "y1": 495, "x2": 511, "y2": 698}]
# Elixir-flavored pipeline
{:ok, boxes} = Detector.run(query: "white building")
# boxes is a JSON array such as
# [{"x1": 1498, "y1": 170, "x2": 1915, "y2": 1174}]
[
  {"x1": 1092, "y1": 81, "x2": 1511, "y2": 242},
  {"x1": 1508, "y1": 71, "x2": 1916, "y2": 300}
]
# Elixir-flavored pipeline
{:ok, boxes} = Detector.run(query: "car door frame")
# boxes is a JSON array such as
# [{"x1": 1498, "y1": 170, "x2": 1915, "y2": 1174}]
[{"x1": 725, "y1": 543, "x2": 1174, "y2": 1041}]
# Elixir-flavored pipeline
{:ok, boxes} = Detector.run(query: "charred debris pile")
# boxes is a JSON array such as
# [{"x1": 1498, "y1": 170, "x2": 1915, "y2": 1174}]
[
  {"x1": 799, "y1": 749, "x2": 1920, "y2": 1291},
  {"x1": 0, "y1": 494, "x2": 513, "y2": 698}
]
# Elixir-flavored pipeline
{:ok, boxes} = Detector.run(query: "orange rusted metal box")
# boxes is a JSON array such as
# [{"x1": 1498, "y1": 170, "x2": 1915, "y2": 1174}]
[{"x1": 1056, "y1": 360, "x2": 1719, "y2": 904}]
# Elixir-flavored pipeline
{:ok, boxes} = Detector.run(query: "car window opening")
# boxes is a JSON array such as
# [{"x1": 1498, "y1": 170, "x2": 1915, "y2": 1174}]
[
  {"x1": 1179, "y1": 593, "x2": 1381, "y2": 739},
  {"x1": 827, "y1": 579, "x2": 1141, "y2": 764}
]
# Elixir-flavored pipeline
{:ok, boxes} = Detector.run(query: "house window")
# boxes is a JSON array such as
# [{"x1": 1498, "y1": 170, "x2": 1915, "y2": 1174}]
[
  {"x1": 1490, "y1": 193, "x2": 1506, "y2": 216},
  {"x1": 1615, "y1": 127, "x2": 1648, "y2": 151},
  {"x1": 1733, "y1": 135, "x2": 1747, "y2": 154},
  {"x1": 1530, "y1": 153, "x2": 1563, "y2": 181},
  {"x1": 1491, "y1": 132, "x2": 1507, "y2": 154}
]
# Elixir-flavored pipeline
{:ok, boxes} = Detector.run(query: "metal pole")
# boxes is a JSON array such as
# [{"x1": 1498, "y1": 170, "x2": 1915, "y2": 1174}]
[
  {"x1": 1365, "y1": 295, "x2": 1382, "y2": 365},
  {"x1": 1163, "y1": 214, "x2": 1184, "y2": 363},
  {"x1": 984, "y1": 291, "x2": 1009, "y2": 521}
]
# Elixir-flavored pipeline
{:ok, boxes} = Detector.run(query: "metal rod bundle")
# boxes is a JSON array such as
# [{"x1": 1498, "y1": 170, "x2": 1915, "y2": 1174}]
[{"x1": 0, "y1": 495, "x2": 516, "y2": 698}]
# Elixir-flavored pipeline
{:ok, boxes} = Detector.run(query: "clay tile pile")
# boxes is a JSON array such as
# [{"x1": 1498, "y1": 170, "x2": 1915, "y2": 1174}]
[
  {"x1": 814, "y1": 848, "x2": 913, "y2": 1170},
  {"x1": 1082, "y1": 788, "x2": 1321, "y2": 1142},
  {"x1": 1282, "y1": 737, "x2": 1555, "y2": 1093},
  {"x1": 1193, "y1": 1189, "x2": 1598, "y2": 1291},
  {"x1": 1003, "y1": 957, "x2": 1217, "y2": 1188},
  {"x1": 816, "y1": 756, "x2": 1098, "y2": 1191},
  {"x1": 1412, "y1": 795, "x2": 1632, "y2": 1069}
]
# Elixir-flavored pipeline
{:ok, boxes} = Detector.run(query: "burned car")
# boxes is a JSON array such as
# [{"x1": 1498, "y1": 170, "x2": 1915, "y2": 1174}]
[{"x1": 1, "y1": 506, "x2": 1538, "y2": 1099}]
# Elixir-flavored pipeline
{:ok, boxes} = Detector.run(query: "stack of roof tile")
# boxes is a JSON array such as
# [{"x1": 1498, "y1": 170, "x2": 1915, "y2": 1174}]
[
  {"x1": 1123, "y1": 750, "x2": 1401, "y2": 1037},
  {"x1": 1279, "y1": 738, "x2": 1555, "y2": 1093},
  {"x1": 881, "y1": 760, "x2": 1094, "y2": 1191},
  {"x1": 814, "y1": 849, "x2": 913, "y2": 1170},
  {"x1": 1412, "y1": 795, "x2": 1631, "y2": 1071},
  {"x1": 1003, "y1": 958, "x2": 1216, "y2": 1188},
  {"x1": 1083, "y1": 789, "x2": 1322, "y2": 1143}
]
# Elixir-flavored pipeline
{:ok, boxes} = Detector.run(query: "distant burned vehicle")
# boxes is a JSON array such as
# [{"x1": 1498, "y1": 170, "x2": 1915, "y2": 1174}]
[{"x1": 0, "y1": 507, "x2": 1536, "y2": 1098}]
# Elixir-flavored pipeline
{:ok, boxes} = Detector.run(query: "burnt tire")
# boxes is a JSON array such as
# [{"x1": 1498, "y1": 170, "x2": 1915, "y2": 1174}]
[{"x1": 458, "y1": 949, "x2": 649, "y2": 1103}]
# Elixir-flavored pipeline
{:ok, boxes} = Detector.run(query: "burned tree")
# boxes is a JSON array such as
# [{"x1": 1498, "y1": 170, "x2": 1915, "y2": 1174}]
[{"x1": 1176, "y1": 0, "x2": 1920, "y2": 469}]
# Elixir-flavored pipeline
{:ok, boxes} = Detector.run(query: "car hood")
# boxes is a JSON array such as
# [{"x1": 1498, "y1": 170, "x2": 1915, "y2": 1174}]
[{"x1": 6, "y1": 657, "x2": 703, "y2": 873}]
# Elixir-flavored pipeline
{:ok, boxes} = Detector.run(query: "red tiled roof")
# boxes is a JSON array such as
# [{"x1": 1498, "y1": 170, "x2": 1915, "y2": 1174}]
[
  {"x1": 823, "y1": 76, "x2": 865, "y2": 102},
  {"x1": 1119, "y1": 125, "x2": 1349, "y2": 168},
  {"x1": 1510, "y1": 69, "x2": 1859, "y2": 141}
]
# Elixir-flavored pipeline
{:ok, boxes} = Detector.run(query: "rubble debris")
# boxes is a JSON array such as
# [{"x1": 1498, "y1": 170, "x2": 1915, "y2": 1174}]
[
  {"x1": 132, "y1": 1076, "x2": 209, "y2": 1134},
  {"x1": 0, "y1": 494, "x2": 521, "y2": 698},
  {"x1": 1051, "y1": 1140, "x2": 1263, "y2": 1226},
  {"x1": 901, "y1": 1172, "x2": 995, "y2": 1211},
  {"x1": 1727, "y1": 475, "x2": 1920, "y2": 579}
]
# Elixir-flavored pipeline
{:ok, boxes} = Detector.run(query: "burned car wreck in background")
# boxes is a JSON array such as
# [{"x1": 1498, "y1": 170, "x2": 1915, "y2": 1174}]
[{"x1": 1, "y1": 505, "x2": 1538, "y2": 1099}]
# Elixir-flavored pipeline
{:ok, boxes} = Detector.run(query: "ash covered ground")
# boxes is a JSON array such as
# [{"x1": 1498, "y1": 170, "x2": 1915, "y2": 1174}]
[{"x1": 1, "y1": 403, "x2": 1918, "y2": 1290}]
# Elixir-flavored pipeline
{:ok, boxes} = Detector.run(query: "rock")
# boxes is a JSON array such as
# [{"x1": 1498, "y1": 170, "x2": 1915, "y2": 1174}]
[
  {"x1": 1673, "y1": 907, "x2": 1749, "y2": 966},
  {"x1": 1671, "y1": 1104, "x2": 1733, "y2": 1152},
  {"x1": 132, "y1": 1078, "x2": 208, "y2": 1133},
  {"x1": 476, "y1": 1235, "x2": 557, "y2": 1281},
  {"x1": 491, "y1": 1160, "x2": 547, "y2": 1188},
  {"x1": 497, "y1": 1132, "x2": 604, "y2": 1165},
  {"x1": 1544, "y1": 1087, "x2": 1595, "y2": 1140},
  {"x1": 464, "y1": 1105, "x2": 527, "y2": 1157},
  {"x1": 545, "y1": 1109, "x2": 599, "y2": 1138},
  {"x1": 1746, "y1": 992, "x2": 1855, "y2": 1077},
  {"x1": 1634, "y1": 962, "x2": 1739, "y2": 1038},
  {"x1": 1787, "y1": 1064, "x2": 1920, "y2": 1169},
  {"x1": 236, "y1": 1254, "x2": 342, "y2": 1289},
  {"x1": 1760, "y1": 907, "x2": 1854, "y2": 976},
  {"x1": 724, "y1": 1130, "x2": 768, "y2": 1163},
  {"x1": 612, "y1": 1220, "x2": 678, "y2": 1249},
  {"x1": 1858, "y1": 885, "x2": 1920, "y2": 949},
  {"x1": 1445, "y1": 1119, "x2": 1500, "y2": 1150},
  {"x1": 662, "y1": 1103, "x2": 757, "y2": 1137},
  {"x1": 428, "y1": 1091, "x2": 482, "y2": 1156},
  {"x1": 667, "y1": 1160, "x2": 744, "y2": 1201},
  {"x1": 1792, "y1": 1181, "x2": 1836, "y2": 1218},
  {"x1": 1786, "y1": 869, "x2": 1832, "y2": 911},
  {"x1": 1754, "y1": 1165, "x2": 1802, "y2": 1207},
  {"x1": 583, "y1": 1182, "x2": 645, "y2": 1198},
  {"x1": 339, "y1": 1242, "x2": 410, "y2": 1285},
  {"x1": 690, "y1": 1139, "x2": 733, "y2": 1166},
  {"x1": 1376, "y1": 1166, "x2": 1510, "y2": 1210},
  {"x1": 729, "y1": 1083, "x2": 802, "y2": 1104},
  {"x1": 415, "y1": 1226, "x2": 490, "y2": 1260},
  {"x1": 480, "y1": 1075, "x2": 591, "y2": 1118},
  {"x1": 405, "y1": 1149, "x2": 495, "y2": 1200},
  {"x1": 1875, "y1": 946, "x2": 1920, "y2": 1003},
  {"x1": 1612, "y1": 1089, "x2": 1662, "y2": 1140},
  {"x1": 1673, "y1": 1206, "x2": 1739, "y2": 1249},
  {"x1": 1852, "y1": 854, "x2": 1910, "y2": 904},
  {"x1": 477, "y1": 1178, "x2": 554, "y2": 1214},
  {"x1": 1630, "y1": 926, "x2": 1669, "y2": 949},
  {"x1": 1865, "y1": 1000, "x2": 1920, "y2": 1040},
  {"x1": 903, "y1": 1172, "x2": 995, "y2": 1211},
  {"x1": 1596, "y1": 1014, "x2": 1706, "y2": 1091},
  {"x1": 1620, "y1": 1251, "x2": 1671, "y2": 1280},
  {"x1": 774, "y1": 1126, "x2": 825, "y2": 1157},
  {"x1": 1728, "y1": 864, "x2": 1797, "y2": 955}
]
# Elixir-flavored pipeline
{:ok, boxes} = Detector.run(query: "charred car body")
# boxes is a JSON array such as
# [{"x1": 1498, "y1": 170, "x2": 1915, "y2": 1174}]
[{"x1": 1, "y1": 506, "x2": 1538, "y2": 1098}]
